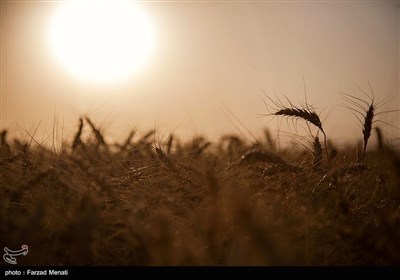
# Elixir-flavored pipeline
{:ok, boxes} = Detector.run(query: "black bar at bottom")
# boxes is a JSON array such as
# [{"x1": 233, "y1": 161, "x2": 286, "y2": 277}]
[{"x1": 1, "y1": 266, "x2": 399, "y2": 279}]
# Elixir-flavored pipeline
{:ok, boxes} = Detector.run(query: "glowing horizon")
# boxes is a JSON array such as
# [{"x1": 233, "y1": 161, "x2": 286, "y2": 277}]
[{"x1": 0, "y1": 1, "x2": 398, "y2": 145}]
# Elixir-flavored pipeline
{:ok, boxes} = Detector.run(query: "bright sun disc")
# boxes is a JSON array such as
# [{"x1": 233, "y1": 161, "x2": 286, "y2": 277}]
[{"x1": 49, "y1": 1, "x2": 156, "y2": 84}]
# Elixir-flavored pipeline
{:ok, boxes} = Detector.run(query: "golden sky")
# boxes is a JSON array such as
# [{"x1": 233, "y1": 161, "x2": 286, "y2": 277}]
[{"x1": 1, "y1": 1, "x2": 399, "y2": 146}]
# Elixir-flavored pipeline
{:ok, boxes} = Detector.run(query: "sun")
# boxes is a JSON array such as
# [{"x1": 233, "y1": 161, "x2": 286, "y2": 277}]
[{"x1": 48, "y1": 1, "x2": 156, "y2": 84}]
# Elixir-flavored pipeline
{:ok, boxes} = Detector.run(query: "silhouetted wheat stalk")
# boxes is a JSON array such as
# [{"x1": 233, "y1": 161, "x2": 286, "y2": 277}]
[
  {"x1": 339, "y1": 83, "x2": 396, "y2": 163},
  {"x1": 263, "y1": 94, "x2": 329, "y2": 163},
  {"x1": 1, "y1": 130, "x2": 9, "y2": 149},
  {"x1": 85, "y1": 116, "x2": 107, "y2": 147},
  {"x1": 72, "y1": 118, "x2": 84, "y2": 151},
  {"x1": 166, "y1": 134, "x2": 174, "y2": 154},
  {"x1": 362, "y1": 105, "x2": 374, "y2": 160}
]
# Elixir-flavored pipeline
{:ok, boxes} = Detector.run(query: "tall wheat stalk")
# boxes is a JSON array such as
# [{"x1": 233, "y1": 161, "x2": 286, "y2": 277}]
[{"x1": 339, "y1": 82, "x2": 396, "y2": 163}]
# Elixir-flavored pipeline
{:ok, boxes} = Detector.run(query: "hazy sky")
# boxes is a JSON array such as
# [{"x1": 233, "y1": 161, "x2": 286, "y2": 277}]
[{"x1": 1, "y1": 1, "x2": 399, "y2": 146}]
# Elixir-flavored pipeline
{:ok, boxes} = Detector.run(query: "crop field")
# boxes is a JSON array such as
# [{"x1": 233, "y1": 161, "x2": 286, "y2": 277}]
[{"x1": 2, "y1": 92, "x2": 400, "y2": 266}]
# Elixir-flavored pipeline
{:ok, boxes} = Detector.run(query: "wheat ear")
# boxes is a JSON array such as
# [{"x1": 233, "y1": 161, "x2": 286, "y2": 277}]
[
  {"x1": 263, "y1": 94, "x2": 329, "y2": 164},
  {"x1": 274, "y1": 107, "x2": 329, "y2": 164},
  {"x1": 339, "y1": 83, "x2": 380, "y2": 163},
  {"x1": 85, "y1": 117, "x2": 107, "y2": 147},
  {"x1": 72, "y1": 118, "x2": 84, "y2": 151}
]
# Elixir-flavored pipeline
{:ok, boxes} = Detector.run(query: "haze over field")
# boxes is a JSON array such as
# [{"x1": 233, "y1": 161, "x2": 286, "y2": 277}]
[{"x1": 1, "y1": 1, "x2": 399, "y2": 145}]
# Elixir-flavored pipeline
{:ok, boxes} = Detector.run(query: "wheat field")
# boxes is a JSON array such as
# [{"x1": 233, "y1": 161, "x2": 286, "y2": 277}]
[{"x1": 1, "y1": 97, "x2": 400, "y2": 265}]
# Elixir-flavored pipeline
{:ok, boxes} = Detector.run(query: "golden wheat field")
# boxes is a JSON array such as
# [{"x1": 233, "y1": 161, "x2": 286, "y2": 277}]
[{"x1": 1, "y1": 104, "x2": 400, "y2": 266}]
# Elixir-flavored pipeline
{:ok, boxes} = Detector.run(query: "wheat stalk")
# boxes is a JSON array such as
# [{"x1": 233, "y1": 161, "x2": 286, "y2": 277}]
[
  {"x1": 263, "y1": 94, "x2": 329, "y2": 163},
  {"x1": 72, "y1": 118, "x2": 84, "y2": 151},
  {"x1": 362, "y1": 104, "x2": 374, "y2": 160},
  {"x1": 339, "y1": 83, "x2": 381, "y2": 163},
  {"x1": 275, "y1": 108, "x2": 323, "y2": 132},
  {"x1": 166, "y1": 134, "x2": 174, "y2": 154},
  {"x1": 1, "y1": 129, "x2": 9, "y2": 148},
  {"x1": 85, "y1": 117, "x2": 107, "y2": 147},
  {"x1": 312, "y1": 136, "x2": 323, "y2": 169},
  {"x1": 340, "y1": 81, "x2": 400, "y2": 162}
]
